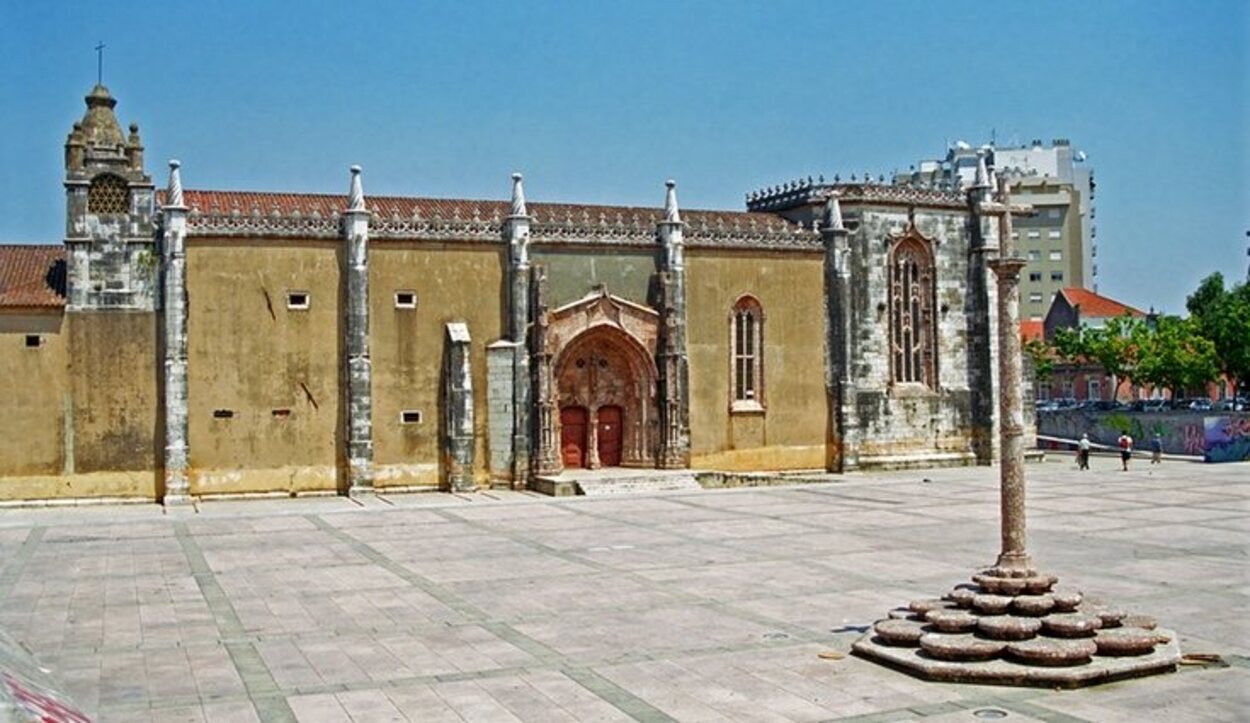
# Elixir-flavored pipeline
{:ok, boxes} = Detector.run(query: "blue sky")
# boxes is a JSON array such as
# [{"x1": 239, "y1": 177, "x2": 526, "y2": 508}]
[{"x1": 1, "y1": 0, "x2": 1246, "y2": 314}]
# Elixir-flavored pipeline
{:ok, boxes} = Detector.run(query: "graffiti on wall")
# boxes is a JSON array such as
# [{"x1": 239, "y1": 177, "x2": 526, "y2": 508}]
[
  {"x1": 1204, "y1": 416, "x2": 1250, "y2": 464},
  {"x1": 1038, "y1": 411, "x2": 1250, "y2": 463}
]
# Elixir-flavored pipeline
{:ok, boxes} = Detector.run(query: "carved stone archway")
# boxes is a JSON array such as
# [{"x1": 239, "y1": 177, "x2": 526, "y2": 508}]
[{"x1": 541, "y1": 288, "x2": 660, "y2": 470}]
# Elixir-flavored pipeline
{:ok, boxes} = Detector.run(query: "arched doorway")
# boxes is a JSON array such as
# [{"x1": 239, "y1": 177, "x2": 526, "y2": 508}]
[
  {"x1": 560, "y1": 406, "x2": 588, "y2": 468},
  {"x1": 554, "y1": 326, "x2": 657, "y2": 468}
]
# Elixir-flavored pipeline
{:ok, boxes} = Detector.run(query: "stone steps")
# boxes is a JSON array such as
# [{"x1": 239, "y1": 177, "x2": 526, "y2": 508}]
[{"x1": 576, "y1": 473, "x2": 703, "y2": 495}]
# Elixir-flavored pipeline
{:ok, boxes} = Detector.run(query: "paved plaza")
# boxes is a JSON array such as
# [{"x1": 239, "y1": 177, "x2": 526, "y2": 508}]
[{"x1": 0, "y1": 457, "x2": 1246, "y2": 722}]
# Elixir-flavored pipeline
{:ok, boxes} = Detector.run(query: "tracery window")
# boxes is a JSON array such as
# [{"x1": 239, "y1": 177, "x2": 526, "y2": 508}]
[
  {"x1": 732, "y1": 296, "x2": 764, "y2": 409},
  {"x1": 87, "y1": 174, "x2": 130, "y2": 214},
  {"x1": 888, "y1": 238, "x2": 936, "y2": 387}
]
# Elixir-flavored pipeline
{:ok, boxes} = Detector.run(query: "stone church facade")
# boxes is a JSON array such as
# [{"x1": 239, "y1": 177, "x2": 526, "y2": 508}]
[{"x1": 0, "y1": 86, "x2": 1014, "y2": 503}]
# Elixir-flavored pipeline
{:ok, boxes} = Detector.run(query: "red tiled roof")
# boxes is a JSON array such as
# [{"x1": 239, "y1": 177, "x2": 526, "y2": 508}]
[
  {"x1": 1058, "y1": 288, "x2": 1143, "y2": 319},
  {"x1": 0, "y1": 245, "x2": 66, "y2": 308},
  {"x1": 1019, "y1": 320, "x2": 1044, "y2": 343},
  {"x1": 163, "y1": 189, "x2": 793, "y2": 229}
]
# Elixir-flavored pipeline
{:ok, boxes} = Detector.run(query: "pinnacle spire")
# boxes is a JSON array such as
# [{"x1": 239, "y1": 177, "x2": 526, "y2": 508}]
[
  {"x1": 347, "y1": 165, "x2": 365, "y2": 212},
  {"x1": 824, "y1": 191, "x2": 844, "y2": 231},
  {"x1": 166, "y1": 160, "x2": 184, "y2": 208},
  {"x1": 974, "y1": 151, "x2": 990, "y2": 189},
  {"x1": 510, "y1": 172, "x2": 527, "y2": 216},
  {"x1": 663, "y1": 180, "x2": 680, "y2": 223}
]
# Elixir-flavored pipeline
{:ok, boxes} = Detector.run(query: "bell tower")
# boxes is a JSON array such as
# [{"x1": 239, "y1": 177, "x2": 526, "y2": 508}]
[{"x1": 63, "y1": 84, "x2": 157, "y2": 310}]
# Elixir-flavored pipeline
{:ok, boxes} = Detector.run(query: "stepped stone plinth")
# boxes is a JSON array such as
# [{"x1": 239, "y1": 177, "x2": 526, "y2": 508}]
[{"x1": 853, "y1": 567, "x2": 1181, "y2": 687}]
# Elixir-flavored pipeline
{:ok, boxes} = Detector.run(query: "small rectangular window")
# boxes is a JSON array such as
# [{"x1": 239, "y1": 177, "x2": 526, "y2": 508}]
[
  {"x1": 1049, "y1": 250, "x2": 1063, "y2": 261},
  {"x1": 1028, "y1": 250, "x2": 1041, "y2": 261},
  {"x1": 1010, "y1": 231, "x2": 1019, "y2": 240},
  {"x1": 212, "y1": 409, "x2": 234, "y2": 419},
  {"x1": 1029, "y1": 272, "x2": 1042, "y2": 282},
  {"x1": 394, "y1": 291, "x2": 417, "y2": 309},
  {"x1": 1029, "y1": 292, "x2": 1044, "y2": 303},
  {"x1": 287, "y1": 292, "x2": 310, "y2": 310},
  {"x1": 400, "y1": 410, "x2": 422, "y2": 424},
  {"x1": 1048, "y1": 230, "x2": 1061, "y2": 239},
  {"x1": 1051, "y1": 271, "x2": 1064, "y2": 282},
  {"x1": 1027, "y1": 229, "x2": 1041, "y2": 239},
  {"x1": 24, "y1": 335, "x2": 41, "y2": 348},
  {"x1": 1046, "y1": 209, "x2": 1062, "y2": 219}
]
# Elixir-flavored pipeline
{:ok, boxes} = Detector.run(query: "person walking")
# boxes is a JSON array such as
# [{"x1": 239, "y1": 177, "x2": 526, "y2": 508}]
[
  {"x1": 1118, "y1": 431, "x2": 1134, "y2": 471},
  {"x1": 1150, "y1": 433, "x2": 1164, "y2": 465},
  {"x1": 1077, "y1": 433, "x2": 1091, "y2": 470}
]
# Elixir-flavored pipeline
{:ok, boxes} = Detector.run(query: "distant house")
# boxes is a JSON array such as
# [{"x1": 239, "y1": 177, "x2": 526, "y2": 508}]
[{"x1": 1038, "y1": 288, "x2": 1144, "y2": 402}]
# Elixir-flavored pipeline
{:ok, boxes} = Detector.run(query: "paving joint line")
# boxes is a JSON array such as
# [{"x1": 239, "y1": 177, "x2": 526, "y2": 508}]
[
  {"x1": 173, "y1": 521, "x2": 298, "y2": 723},
  {"x1": 0, "y1": 526, "x2": 44, "y2": 603}
]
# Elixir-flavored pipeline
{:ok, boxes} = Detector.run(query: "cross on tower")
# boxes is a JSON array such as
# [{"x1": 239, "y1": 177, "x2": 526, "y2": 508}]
[{"x1": 95, "y1": 42, "x2": 105, "y2": 85}]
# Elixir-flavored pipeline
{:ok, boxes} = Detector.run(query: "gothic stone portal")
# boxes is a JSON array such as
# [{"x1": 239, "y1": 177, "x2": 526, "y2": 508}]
[{"x1": 548, "y1": 290, "x2": 660, "y2": 470}]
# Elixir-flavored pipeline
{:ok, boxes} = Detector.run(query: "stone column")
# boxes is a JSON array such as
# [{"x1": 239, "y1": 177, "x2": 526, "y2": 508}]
[
  {"x1": 530, "y1": 264, "x2": 562, "y2": 475},
  {"x1": 656, "y1": 181, "x2": 691, "y2": 469},
  {"x1": 504, "y1": 173, "x2": 532, "y2": 488},
  {"x1": 987, "y1": 177, "x2": 1032, "y2": 574},
  {"x1": 820, "y1": 193, "x2": 857, "y2": 472},
  {"x1": 966, "y1": 151, "x2": 999, "y2": 465},
  {"x1": 343, "y1": 166, "x2": 374, "y2": 497},
  {"x1": 162, "y1": 161, "x2": 192, "y2": 506},
  {"x1": 444, "y1": 323, "x2": 476, "y2": 491}
]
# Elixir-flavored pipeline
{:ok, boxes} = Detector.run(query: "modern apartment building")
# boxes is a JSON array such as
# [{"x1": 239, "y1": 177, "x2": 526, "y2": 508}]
[{"x1": 896, "y1": 139, "x2": 1095, "y2": 321}]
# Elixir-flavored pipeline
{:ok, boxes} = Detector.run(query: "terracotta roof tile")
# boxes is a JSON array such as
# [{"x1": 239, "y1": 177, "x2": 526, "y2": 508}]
[
  {"x1": 1058, "y1": 288, "x2": 1144, "y2": 319},
  {"x1": 164, "y1": 189, "x2": 794, "y2": 230},
  {"x1": 1019, "y1": 320, "x2": 1044, "y2": 343},
  {"x1": 0, "y1": 245, "x2": 66, "y2": 308}
]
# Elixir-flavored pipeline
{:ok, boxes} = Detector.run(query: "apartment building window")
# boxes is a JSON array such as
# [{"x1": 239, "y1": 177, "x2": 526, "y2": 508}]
[
  {"x1": 1049, "y1": 250, "x2": 1063, "y2": 261},
  {"x1": 1088, "y1": 377, "x2": 1102, "y2": 401},
  {"x1": 1029, "y1": 272, "x2": 1042, "y2": 282},
  {"x1": 1048, "y1": 230, "x2": 1061, "y2": 239},
  {"x1": 1028, "y1": 250, "x2": 1041, "y2": 261},
  {"x1": 1046, "y1": 209, "x2": 1062, "y2": 219},
  {"x1": 1027, "y1": 230, "x2": 1041, "y2": 239},
  {"x1": 1051, "y1": 271, "x2": 1064, "y2": 282},
  {"x1": 1029, "y1": 292, "x2": 1044, "y2": 303}
]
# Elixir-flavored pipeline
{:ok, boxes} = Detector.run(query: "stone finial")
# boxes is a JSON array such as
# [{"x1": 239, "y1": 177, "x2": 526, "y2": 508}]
[
  {"x1": 974, "y1": 151, "x2": 990, "y2": 189},
  {"x1": 166, "y1": 160, "x2": 185, "y2": 208},
  {"x1": 663, "y1": 179, "x2": 681, "y2": 223},
  {"x1": 824, "y1": 192, "x2": 845, "y2": 231},
  {"x1": 347, "y1": 165, "x2": 365, "y2": 212},
  {"x1": 510, "y1": 172, "x2": 527, "y2": 216}
]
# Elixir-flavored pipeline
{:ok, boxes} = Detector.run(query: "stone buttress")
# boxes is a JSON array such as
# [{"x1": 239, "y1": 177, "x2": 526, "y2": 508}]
[
  {"x1": 161, "y1": 161, "x2": 191, "y2": 505},
  {"x1": 343, "y1": 167, "x2": 374, "y2": 496},
  {"x1": 656, "y1": 181, "x2": 691, "y2": 468}
]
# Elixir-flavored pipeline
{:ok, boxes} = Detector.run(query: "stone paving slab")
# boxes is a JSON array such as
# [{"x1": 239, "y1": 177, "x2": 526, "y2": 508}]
[{"x1": 0, "y1": 458, "x2": 1246, "y2": 721}]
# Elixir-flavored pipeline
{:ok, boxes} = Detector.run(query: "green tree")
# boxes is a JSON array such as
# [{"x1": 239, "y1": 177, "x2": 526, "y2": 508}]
[
  {"x1": 1051, "y1": 315, "x2": 1143, "y2": 392},
  {"x1": 1132, "y1": 315, "x2": 1220, "y2": 397},
  {"x1": 1023, "y1": 338, "x2": 1055, "y2": 383},
  {"x1": 1186, "y1": 273, "x2": 1250, "y2": 397}
]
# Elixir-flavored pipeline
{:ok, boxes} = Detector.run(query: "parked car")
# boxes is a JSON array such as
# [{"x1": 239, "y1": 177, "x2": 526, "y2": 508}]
[
  {"x1": 1140, "y1": 399, "x2": 1168, "y2": 412},
  {"x1": 1187, "y1": 398, "x2": 1213, "y2": 412},
  {"x1": 1035, "y1": 400, "x2": 1060, "y2": 413}
]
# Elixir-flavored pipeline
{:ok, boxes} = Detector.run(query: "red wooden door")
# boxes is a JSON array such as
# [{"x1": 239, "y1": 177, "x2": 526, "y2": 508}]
[
  {"x1": 597, "y1": 405, "x2": 623, "y2": 467},
  {"x1": 560, "y1": 406, "x2": 587, "y2": 468}
]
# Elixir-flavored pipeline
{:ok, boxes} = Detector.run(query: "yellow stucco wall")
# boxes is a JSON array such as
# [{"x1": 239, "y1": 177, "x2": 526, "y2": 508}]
[
  {"x1": 686, "y1": 249, "x2": 827, "y2": 470},
  {"x1": 185, "y1": 240, "x2": 342, "y2": 495},
  {"x1": 64, "y1": 311, "x2": 159, "y2": 498},
  {"x1": 0, "y1": 311, "x2": 68, "y2": 477},
  {"x1": 370, "y1": 242, "x2": 505, "y2": 488}
]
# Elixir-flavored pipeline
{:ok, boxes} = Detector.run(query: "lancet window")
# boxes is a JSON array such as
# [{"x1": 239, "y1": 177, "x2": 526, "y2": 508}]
[
  {"x1": 732, "y1": 295, "x2": 764, "y2": 408},
  {"x1": 888, "y1": 237, "x2": 936, "y2": 387}
]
